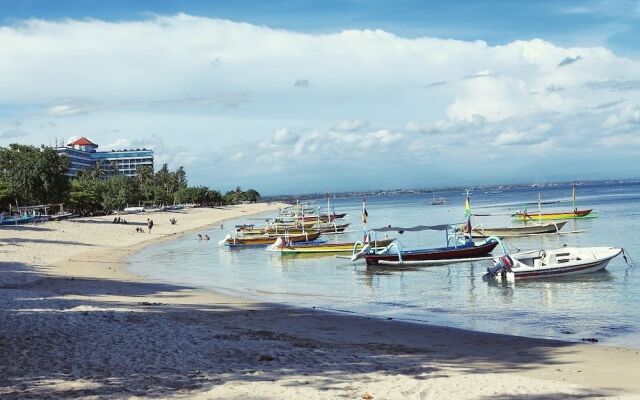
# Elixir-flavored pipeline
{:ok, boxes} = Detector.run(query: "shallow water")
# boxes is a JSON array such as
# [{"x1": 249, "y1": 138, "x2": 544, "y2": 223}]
[{"x1": 128, "y1": 181, "x2": 640, "y2": 347}]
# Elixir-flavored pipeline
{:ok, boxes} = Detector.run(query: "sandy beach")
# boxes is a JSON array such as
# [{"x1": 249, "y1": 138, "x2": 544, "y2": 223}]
[{"x1": 2, "y1": 204, "x2": 640, "y2": 399}]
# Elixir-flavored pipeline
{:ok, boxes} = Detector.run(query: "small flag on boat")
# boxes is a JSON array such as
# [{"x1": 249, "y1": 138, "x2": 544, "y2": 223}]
[
  {"x1": 464, "y1": 195, "x2": 472, "y2": 219},
  {"x1": 361, "y1": 207, "x2": 368, "y2": 224}
]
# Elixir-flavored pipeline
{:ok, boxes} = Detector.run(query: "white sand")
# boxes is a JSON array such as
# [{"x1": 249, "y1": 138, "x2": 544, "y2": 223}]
[{"x1": 1, "y1": 204, "x2": 640, "y2": 399}]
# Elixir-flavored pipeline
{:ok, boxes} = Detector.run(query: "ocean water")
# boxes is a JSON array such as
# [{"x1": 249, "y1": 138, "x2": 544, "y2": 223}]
[{"x1": 128, "y1": 181, "x2": 640, "y2": 347}]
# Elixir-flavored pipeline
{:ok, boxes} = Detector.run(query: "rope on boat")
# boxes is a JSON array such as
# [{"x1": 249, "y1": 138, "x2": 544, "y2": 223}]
[{"x1": 622, "y1": 248, "x2": 637, "y2": 268}]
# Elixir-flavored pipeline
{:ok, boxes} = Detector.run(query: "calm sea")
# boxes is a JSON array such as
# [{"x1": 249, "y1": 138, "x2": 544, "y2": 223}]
[{"x1": 128, "y1": 181, "x2": 640, "y2": 347}]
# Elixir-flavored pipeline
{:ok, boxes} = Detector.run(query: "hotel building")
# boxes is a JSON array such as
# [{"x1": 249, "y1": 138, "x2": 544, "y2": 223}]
[{"x1": 55, "y1": 137, "x2": 154, "y2": 177}]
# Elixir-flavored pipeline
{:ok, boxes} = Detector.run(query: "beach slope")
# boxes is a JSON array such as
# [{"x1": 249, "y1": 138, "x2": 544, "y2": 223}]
[{"x1": 1, "y1": 204, "x2": 639, "y2": 399}]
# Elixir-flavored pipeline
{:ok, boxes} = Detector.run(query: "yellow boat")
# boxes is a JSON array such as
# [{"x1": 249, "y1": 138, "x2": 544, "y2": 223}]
[
  {"x1": 269, "y1": 238, "x2": 395, "y2": 255},
  {"x1": 241, "y1": 222, "x2": 350, "y2": 235},
  {"x1": 512, "y1": 209, "x2": 594, "y2": 221},
  {"x1": 221, "y1": 231, "x2": 322, "y2": 247}
]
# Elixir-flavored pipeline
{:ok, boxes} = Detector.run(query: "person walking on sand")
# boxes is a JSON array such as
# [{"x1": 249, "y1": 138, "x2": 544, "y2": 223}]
[{"x1": 147, "y1": 218, "x2": 154, "y2": 233}]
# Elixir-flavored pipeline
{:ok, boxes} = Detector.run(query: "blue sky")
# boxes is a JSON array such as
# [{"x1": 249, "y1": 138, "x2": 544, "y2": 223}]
[{"x1": 1, "y1": 1, "x2": 639, "y2": 194}]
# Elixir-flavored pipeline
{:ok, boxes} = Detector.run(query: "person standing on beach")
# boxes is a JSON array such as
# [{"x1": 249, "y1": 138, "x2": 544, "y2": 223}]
[{"x1": 147, "y1": 218, "x2": 154, "y2": 233}]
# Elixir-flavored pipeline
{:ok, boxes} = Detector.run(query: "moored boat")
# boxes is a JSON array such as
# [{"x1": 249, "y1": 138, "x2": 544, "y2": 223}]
[
  {"x1": 241, "y1": 222, "x2": 350, "y2": 235},
  {"x1": 219, "y1": 231, "x2": 322, "y2": 247},
  {"x1": 512, "y1": 209, "x2": 593, "y2": 221},
  {"x1": 268, "y1": 237, "x2": 395, "y2": 255},
  {"x1": 467, "y1": 221, "x2": 568, "y2": 238},
  {"x1": 484, "y1": 247, "x2": 622, "y2": 281},
  {"x1": 364, "y1": 239, "x2": 499, "y2": 265},
  {"x1": 353, "y1": 222, "x2": 500, "y2": 265}
]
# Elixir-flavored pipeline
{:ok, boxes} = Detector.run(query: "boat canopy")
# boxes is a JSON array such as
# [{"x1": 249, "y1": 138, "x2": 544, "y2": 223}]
[{"x1": 370, "y1": 223, "x2": 462, "y2": 233}]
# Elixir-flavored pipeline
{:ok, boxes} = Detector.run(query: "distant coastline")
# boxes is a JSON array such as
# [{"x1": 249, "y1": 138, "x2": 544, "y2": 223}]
[{"x1": 263, "y1": 178, "x2": 640, "y2": 202}]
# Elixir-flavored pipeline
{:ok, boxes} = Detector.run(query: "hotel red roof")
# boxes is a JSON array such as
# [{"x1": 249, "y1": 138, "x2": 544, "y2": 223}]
[{"x1": 68, "y1": 137, "x2": 97, "y2": 147}]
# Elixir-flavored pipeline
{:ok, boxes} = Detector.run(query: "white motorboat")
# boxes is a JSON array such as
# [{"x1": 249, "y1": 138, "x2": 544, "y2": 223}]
[{"x1": 484, "y1": 246, "x2": 622, "y2": 281}]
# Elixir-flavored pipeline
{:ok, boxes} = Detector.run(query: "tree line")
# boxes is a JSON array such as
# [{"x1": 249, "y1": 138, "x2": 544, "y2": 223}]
[{"x1": 0, "y1": 143, "x2": 261, "y2": 214}]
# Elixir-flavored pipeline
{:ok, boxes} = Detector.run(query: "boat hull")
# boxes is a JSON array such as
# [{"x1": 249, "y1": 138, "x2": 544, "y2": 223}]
[
  {"x1": 512, "y1": 258, "x2": 612, "y2": 279},
  {"x1": 364, "y1": 240, "x2": 499, "y2": 265},
  {"x1": 512, "y1": 209, "x2": 593, "y2": 221},
  {"x1": 493, "y1": 247, "x2": 622, "y2": 281},
  {"x1": 0, "y1": 216, "x2": 36, "y2": 225},
  {"x1": 277, "y1": 239, "x2": 395, "y2": 255},
  {"x1": 471, "y1": 221, "x2": 568, "y2": 238},
  {"x1": 224, "y1": 231, "x2": 322, "y2": 247}
]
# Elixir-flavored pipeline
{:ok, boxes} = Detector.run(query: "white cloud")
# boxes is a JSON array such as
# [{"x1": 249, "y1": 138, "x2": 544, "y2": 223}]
[
  {"x1": 331, "y1": 119, "x2": 369, "y2": 132},
  {"x1": 272, "y1": 128, "x2": 300, "y2": 145},
  {"x1": 1, "y1": 14, "x2": 640, "y2": 192}
]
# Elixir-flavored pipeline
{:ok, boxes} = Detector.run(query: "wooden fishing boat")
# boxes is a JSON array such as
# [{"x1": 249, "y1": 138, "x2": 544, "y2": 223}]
[
  {"x1": 467, "y1": 221, "x2": 568, "y2": 238},
  {"x1": 484, "y1": 247, "x2": 622, "y2": 281},
  {"x1": 242, "y1": 222, "x2": 350, "y2": 235},
  {"x1": 512, "y1": 209, "x2": 593, "y2": 221},
  {"x1": 0, "y1": 214, "x2": 36, "y2": 225},
  {"x1": 275, "y1": 213, "x2": 346, "y2": 223},
  {"x1": 268, "y1": 238, "x2": 395, "y2": 255},
  {"x1": 513, "y1": 185, "x2": 595, "y2": 221},
  {"x1": 219, "y1": 231, "x2": 322, "y2": 247},
  {"x1": 364, "y1": 239, "x2": 499, "y2": 265},
  {"x1": 353, "y1": 223, "x2": 500, "y2": 265}
]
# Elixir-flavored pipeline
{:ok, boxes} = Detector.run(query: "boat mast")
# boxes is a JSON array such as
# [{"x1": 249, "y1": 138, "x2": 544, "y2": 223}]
[
  {"x1": 327, "y1": 193, "x2": 330, "y2": 222},
  {"x1": 464, "y1": 189, "x2": 472, "y2": 241},
  {"x1": 538, "y1": 193, "x2": 542, "y2": 225},
  {"x1": 572, "y1": 183, "x2": 577, "y2": 212},
  {"x1": 361, "y1": 196, "x2": 368, "y2": 241}
]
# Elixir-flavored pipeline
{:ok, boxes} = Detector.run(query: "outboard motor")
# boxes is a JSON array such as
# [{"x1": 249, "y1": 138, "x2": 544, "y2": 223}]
[{"x1": 483, "y1": 255, "x2": 513, "y2": 280}]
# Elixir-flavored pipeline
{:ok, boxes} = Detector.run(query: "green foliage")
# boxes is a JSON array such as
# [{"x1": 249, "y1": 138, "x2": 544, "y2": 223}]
[
  {"x1": 101, "y1": 175, "x2": 141, "y2": 212},
  {"x1": 0, "y1": 144, "x2": 70, "y2": 207},
  {"x1": 66, "y1": 174, "x2": 104, "y2": 214},
  {"x1": 0, "y1": 143, "x2": 258, "y2": 213},
  {"x1": 223, "y1": 186, "x2": 261, "y2": 204}
]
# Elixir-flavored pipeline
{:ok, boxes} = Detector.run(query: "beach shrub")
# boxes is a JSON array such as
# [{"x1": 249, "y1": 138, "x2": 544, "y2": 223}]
[{"x1": 0, "y1": 144, "x2": 69, "y2": 209}]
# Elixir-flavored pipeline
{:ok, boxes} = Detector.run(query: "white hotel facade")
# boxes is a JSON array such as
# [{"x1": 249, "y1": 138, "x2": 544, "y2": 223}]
[{"x1": 54, "y1": 137, "x2": 154, "y2": 177}]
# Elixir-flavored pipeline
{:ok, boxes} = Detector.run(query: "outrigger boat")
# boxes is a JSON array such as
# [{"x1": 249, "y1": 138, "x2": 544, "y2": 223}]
[
  {"x1": 484, "y1": 247, "x2": 622, "y2": 281},
  {"x1": 275, "y1": 213, "x2": 346, "y2": 223},
  {"x1": 353, "y1": 223, "x2": 500, "y2": 265},
  {"x1": 240, "y1": 222, "x2": 350, "y2": 235},
  {"x1": 267, "y1": 237, "x2": 395, "y2": 255},
  {"x1": 219, "y1": 231, "x2": 322, "y2": 247},
  {"x1": 0, "y1": 213, "x2": 36, "y2": 225},
  {"x1": 512, "y1": 209, "x2": 593, "y2": 221},
  {"x1": 512, "y1": 185, "x2": 595, "y2": 221},
  {"x1": 466, "y1": 221, "x2": 568, "y2": 238}
]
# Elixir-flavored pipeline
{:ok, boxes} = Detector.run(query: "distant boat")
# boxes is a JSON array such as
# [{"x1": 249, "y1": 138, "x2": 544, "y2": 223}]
[
  {"x1": 122, "y1": 206, "x2": 145, "y2": 214},
  {"x1": 484, "y1": 247, "x2": 622, "y2": 281},
  {"x1": 512, "y1": 209, "x2": 593, "y2": 221},
  {"x1": 468, "y1": 221, "x2": 568, "y2": 238},
  {"x1": 430, "y1": 195, "x2": 447, "y2": 205},
  {"x1": 512, "y1": 185, "x2": 595, "y2": 221}
]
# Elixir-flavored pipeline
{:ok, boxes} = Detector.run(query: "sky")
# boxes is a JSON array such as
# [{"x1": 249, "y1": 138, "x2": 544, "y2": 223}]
[{"x1": 1, "y1": 1, "x2": 639, "y2": 195}]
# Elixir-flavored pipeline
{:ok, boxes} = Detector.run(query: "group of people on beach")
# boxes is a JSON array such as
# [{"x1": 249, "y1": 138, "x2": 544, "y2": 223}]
[
  {"x1": 198, "y1": 234, "x2": 210, "y2": 240},
  {"x1": 113, "y1": 217, "x2": 128, "y2": 224}
]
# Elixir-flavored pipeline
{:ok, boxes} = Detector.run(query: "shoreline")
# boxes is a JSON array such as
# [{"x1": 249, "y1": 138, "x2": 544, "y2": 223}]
[{"x1": 2, "y1": 204, "x2": 640, "y2": 398}]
